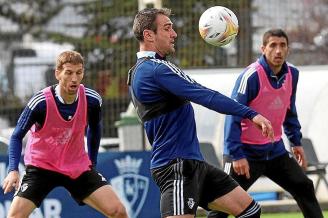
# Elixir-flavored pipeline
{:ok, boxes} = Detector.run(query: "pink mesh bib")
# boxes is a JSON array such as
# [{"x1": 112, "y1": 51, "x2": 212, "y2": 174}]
[
  {"x1": 24, "y1": 85, "x2": 91, "y2": 178},
  {"x1": 241, "y1": 62, "x2": 292, "y2": 144}
]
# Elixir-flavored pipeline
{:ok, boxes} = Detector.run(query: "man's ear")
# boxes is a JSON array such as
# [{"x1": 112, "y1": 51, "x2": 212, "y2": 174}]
[
  {"x1": 55, "y1": 70, "x2": 60, "y2": 80},
  {"x1": 143, "y1": 29, "x2": 154, "y2": 42},
  {"x1": 260, "y1": 45, "x2": 265, "y2": 55}
]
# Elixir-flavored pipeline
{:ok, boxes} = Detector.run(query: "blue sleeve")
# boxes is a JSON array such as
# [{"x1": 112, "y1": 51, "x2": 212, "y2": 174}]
[
  {"x1": 283, "y1": 68, "x2": 302, "y2": 146},
  {"x1": 8, "y1": 107, "x2": 37, "y2": 171},
  {"x1": 224, "y1": 70, "x2": 260, "y2": 160},
  {"x1": 86, "y1": 95, "x2": 102, "y2": 166},
  {"x1": 154, "y1": 64, "x2": 258, "y2": 119},
  {"x1": 8, "y1": 128, "x2": 25, "y2": 171},
  {"x1": 87, "y1": 123, "x2": 101, "y2": 165}
]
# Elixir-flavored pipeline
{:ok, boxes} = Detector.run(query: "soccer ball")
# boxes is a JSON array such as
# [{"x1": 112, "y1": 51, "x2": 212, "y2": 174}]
[{"x1": 199, "y1": 6, "x2": 239, "y2": 47}]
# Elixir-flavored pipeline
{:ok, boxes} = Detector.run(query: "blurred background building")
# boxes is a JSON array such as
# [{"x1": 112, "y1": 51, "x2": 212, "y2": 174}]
[{"x1": 0, "y1": 0, "x2": 327, "y2": 138}]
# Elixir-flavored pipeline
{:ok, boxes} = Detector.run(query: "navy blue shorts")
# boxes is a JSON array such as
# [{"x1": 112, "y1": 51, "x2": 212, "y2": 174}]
[{"x1": 15, "y1": 165, "x2": 108, "y2": 207}]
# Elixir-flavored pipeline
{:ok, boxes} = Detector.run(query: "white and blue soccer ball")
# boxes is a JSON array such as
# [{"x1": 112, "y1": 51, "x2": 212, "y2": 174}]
[{"x1": 199, "y1": 6, "x2": 239, "y2": 47}]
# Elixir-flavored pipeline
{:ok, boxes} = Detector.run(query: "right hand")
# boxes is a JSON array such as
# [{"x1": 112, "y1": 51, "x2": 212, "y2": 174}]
[
  {"x1": 233, "y1": 158, "x2": 250, "y2": 179},
  {"x1": 2, "y1": 170, "x2": 20, "y2": 194},
  {"x1": 251, "y1": 114, "x2": 274, "y2": 142}
]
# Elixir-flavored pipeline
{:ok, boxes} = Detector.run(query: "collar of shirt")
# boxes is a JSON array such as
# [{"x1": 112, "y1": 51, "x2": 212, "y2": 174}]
[
  {"x1": 55, "y1": 84, "x2": 79, "y2": 104},
  {"x1": 259, "y1": 55, "x2": 288, "y2": 84},
  {"x1": 136, "y1": 51, "x2": 166, "y2": 60}
]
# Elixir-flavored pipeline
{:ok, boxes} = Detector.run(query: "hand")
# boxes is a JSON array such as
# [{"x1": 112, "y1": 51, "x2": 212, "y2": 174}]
[
  {"x1": 232, "y1": 158, "x2": 250, "y2": 179},
  {"x1": 292, "y1": 146, "x2": 307, "y2": 170},
  {"x1": 2, "y1": 171, "x2": 20, "y2": 194},
  {"x1": 251, "y1": 114, "x2": 274, "y2": 142}
]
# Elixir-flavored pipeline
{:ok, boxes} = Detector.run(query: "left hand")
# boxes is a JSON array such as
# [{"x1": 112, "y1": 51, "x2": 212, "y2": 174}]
[
  {"x1": 251, "y1": 114, "x2": 274, "y2": 142},
  {"x1": 292, "y1": 146, "x2": 308, "y2": 170}
]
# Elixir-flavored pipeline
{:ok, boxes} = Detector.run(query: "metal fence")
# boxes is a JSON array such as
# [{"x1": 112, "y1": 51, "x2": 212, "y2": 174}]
[{"x1": 0, "y1": 0, "x2": 327, "y2": 137}]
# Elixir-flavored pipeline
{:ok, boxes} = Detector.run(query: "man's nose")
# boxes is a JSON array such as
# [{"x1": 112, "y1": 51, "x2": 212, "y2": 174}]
[
  {"x1": 276, "y1": 46, "x2": 283, "y2": 53},
  {"x1": 172, "y1": 29, "x2": 177, "y2": 38},
  {"x1": 71, "y1": 73, "x2": 78, "y2": 81}
]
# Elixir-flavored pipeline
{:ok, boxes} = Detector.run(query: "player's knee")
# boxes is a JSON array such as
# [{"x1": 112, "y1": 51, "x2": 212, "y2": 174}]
[
  {"x1": 293, "y1": 176, "x2": 315, "y2": 192},
  {"x1": 7, "y1": 212, "x2": 30, "y2": 218},
  {"x1": 236, "y1": 200, "x2": 261, "y2": 218},
  {"x1": 108, "y1": 202, "x2": 128, "y2": 218},
  {"x1": 7, "y1": 207, "x2": 33, "y2": 218},
  {"x1": 303, "y1": 177, "x2": 315, "y2": 189}
]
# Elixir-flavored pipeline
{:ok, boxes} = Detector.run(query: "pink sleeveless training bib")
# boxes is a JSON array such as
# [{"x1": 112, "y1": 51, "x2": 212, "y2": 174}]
[
  {"x1": 24, "y1": 85, "x2": 91, "y2": 178},
  {"x1": 241, "y1": 62, "x2": 292, "y2": 144}
]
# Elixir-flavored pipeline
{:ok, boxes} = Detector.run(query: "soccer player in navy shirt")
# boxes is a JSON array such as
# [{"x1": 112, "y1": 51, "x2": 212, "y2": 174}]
[
  {"x1": 2, "y1": 51, "x2": 127, "y2": 218},
  {"x1": 208, "y1": 29, "x2": 323, "y2": 218},
  {"x1": 130, "y1": 8, "x2": 274, "y2": 218}
]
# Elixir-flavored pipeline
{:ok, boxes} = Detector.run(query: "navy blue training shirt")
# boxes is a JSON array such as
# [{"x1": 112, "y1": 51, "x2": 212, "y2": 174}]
[
  {"x1": 224, "y1": 55, "x2": 302, "y2": 161},
  {"x1": 131, "y1": 51, "x2": 258, "y2": 169}
]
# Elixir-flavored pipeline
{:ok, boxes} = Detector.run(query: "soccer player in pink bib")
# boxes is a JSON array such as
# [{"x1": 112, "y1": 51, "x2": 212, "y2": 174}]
[
  {"x1": 208, "y1": 29, "x2": 323, "y2": 218},
  {"x1": 2, "y1": 51, "x2": 127, "y2": 218}
]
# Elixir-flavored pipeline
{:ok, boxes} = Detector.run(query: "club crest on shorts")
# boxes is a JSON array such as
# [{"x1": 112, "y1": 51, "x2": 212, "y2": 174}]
[
  {"x1": 21, "y1": 183, "x2": 29, "y2": 192},
  {"x1": 187, "y1": 198, "x2": 195, "y2": 209},
  {"x1": 112, "y1": 155, "x2": 149, "y2": 218}
]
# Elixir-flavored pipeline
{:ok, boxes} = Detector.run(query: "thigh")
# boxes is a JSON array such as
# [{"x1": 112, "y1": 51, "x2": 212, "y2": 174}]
[
  {"x1": 8, "y1": 196, "x2": 36, "y2": 217},
  {"x1": 207, "y1": 186, "x2": 253, "y2": 216},
  {"x1": 203, "y1": 163, "x2": 253, "y2": 215},
  {"x1": 151, "y1": 159, "x2": 202, "y2": 217},
  {"x1": 15, "y1": 166, "x2": 58, "y2": 207},
  {"x1": 65, "y1": 168, "x2": 108, "y2": 205},
  {"x1": 200, "y1": 162, "x2": 239, "y2": 210},
  {"x1": 83, "y1": 185, "x2": 125, "y2": 217},
  {"x1": 265, "y1": 153, "x2": 309, "y2": 192}
]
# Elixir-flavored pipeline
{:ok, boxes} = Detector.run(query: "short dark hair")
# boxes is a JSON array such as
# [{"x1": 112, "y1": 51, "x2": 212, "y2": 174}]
[
  {"x1": 262, "y1": 29, "x2": 289, "y2": 46},
  {"x1": 133, "y1": 8, "x2": 171, "y2": 41}
]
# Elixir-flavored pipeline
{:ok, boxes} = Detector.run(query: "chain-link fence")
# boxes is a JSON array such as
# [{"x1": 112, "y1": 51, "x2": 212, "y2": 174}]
[{"x1": 0, "y1": 0, "x2": 327, "y2": 137}]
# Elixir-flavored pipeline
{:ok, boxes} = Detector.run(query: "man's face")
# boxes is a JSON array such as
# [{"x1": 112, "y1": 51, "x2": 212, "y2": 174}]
[
  {"x1": 153, "y1": 14, "x2": 177, "y2": 56},
  {"x1": 55, "y1": 63, "x2": 84, "y2": 95},
  {"x1": 261, "y1": 36, "x2": 289, "y2": 70}
]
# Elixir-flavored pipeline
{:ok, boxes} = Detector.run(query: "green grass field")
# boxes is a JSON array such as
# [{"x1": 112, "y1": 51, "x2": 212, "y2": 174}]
[
  {"x1": 254, "y1": 211, "x2": 328, "y2": 217},
  {"x1": 199, "y1": 211, "x2": 328, "y2": 218}
]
